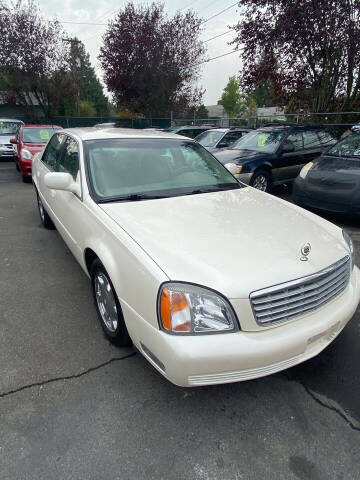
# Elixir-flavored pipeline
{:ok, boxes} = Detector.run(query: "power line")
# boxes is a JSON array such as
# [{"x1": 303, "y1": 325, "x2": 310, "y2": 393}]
[
  {"x1": 204, "y1": 30, "x2": 233, "y2": 43},
  {"x1": 201, "y1": 1, "x2": 239, "y2": 25},
  {"x1": 197, "y1": 47, "x2": 243, "y2": 66},
  {"x1": 59, "y1": 2, "x2": 239, "y2": 28}
]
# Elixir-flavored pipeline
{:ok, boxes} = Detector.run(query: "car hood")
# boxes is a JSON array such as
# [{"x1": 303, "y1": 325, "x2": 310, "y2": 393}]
[
  {"x1": 23, "y1": 143, "x2": 46, "y2": 155},
  {"x1": 214, "y1": 148, "x2": 273, "y2": 165},
  {"x1": 100, "y1": 188, "x2": 347, "y2": 299}
]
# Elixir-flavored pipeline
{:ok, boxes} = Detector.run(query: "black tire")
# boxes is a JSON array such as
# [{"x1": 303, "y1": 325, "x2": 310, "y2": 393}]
[
  {"x1": 90, "y1": 259, "x2": 132, "y2": 347},
  {"x1": 22, "y1": 174, "x2": 31, "y2": 183},
  {"x1": 15, "y1": 161, "x2": 20, "y2": 172},
  {"x1": 250, "y1": 169, "x2": 272, "y2": 192},
  {"x1": 36, "y1": 191, "x2": 55, "y2": 229}
]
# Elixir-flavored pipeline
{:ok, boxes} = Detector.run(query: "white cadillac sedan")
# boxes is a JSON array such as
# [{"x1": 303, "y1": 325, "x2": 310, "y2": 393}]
[{"x1": 32, "y1": 128, "x2": 360, "y2": 387}]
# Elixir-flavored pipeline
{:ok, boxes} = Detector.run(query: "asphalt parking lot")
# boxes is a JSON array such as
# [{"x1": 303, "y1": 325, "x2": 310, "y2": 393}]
[{"x1": 1, "y1": 160, "x2": 360, "y2": 480}]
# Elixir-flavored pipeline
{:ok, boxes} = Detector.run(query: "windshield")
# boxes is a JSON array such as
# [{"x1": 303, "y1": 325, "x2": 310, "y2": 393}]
[
  {"x1": 0, "y1": 121, "x2": 22, "y2": 135},
  {"x1": 22, "y1": 127, "x2": 59, "y2": 144},
  {"x1": 327, "y1": 134, "x2": 360, "y2": 158},
  {"x1": 196, "y1": 130, "x2": 224, "y2": 147},
  {"x1": 231, "y1": 131, "x2": 284, "y2": 153},
  {"x1": 85, "y1": 138, "x2": 241, "y2": 202}
]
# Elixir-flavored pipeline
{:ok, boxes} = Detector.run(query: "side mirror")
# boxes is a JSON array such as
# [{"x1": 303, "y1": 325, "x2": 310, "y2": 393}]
[
  {"x1": 44, "y1": 172, "x2": 80, "y2": 196},
  {"x1": 282, "y1": 141, "x2": 295, "y2": 153},
  {"x1": 217, "y1": 142, "x2": 228, "y2": 148},
  {"x1": 10, "y1": 138, "x2": 17, "y2": 144},
  {"x1": 224, "y1": 163, "x2": 239, "y2": 175}
]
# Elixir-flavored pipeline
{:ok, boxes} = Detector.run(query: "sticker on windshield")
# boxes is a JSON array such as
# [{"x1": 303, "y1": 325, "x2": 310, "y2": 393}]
[
  {"x1": 257, "y1": 134, "x2": 266, "y2": 147},
  {"x1": 40, "y1": 129, "x2": 50, "y2": 141}
]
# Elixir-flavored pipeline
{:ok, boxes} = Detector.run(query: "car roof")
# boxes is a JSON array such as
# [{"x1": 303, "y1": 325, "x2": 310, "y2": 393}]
[
  {"x1": 0, "y1": 118, "x2": 24, "y2": 123},
  {"x1": 173, "y1": 125, "x2": 212, "y2": 130},
  {"x1": 204, "y1": 127, "x2": 251, "y2": 133},
  {"x1": 59, "y1": 127, "x2": 192, "y2": 141},
  {"x1": 258, "y1": 124, "x2": 324, "y2": 132},
  {"x1": 21, "y1": 124, "x2": 62, "y2": 128}
]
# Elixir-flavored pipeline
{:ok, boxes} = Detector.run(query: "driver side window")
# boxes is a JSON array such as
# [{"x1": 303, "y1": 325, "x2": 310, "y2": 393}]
[
  {"x1": 42, "y1": 134, "x2": 64, "y2": 170},
  {"x1": 56, "y1": 136, "x2": 80, "y2": 181}
]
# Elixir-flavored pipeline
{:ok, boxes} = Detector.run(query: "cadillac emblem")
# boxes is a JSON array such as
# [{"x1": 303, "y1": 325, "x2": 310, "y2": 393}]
[{"x1": 300, "y1": 243, "x2": 311, "y2": 261}]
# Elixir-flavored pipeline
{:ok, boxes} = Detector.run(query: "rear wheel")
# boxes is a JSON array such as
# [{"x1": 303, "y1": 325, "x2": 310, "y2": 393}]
[
  {"x1": 36, "y1": 192, "x2": 55, "y2": 229},
  {"x1": 91, "y1": 259, "x2": 132, "y2": 347},
  {"x1": 250, "y1": 170, "x2": 272, "y2": 192}
]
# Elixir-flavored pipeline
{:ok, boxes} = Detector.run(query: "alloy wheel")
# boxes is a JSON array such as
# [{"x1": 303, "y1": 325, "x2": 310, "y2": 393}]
[
  {"x1": 252, "y1": 175, "x2": 268, "y2": 191},
  {"x1": 94, "y1": 272, "x2": 118, "y2": 332}
]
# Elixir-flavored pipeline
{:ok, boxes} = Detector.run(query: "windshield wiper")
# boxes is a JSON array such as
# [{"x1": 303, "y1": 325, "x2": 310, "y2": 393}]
[{"x1": 98, "y1": 193, "x2": 169, "y2": 203}]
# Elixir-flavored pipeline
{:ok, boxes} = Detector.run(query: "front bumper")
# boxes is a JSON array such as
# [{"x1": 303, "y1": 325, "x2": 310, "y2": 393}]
[
  {"x1": 124, "y1": 266, "x2": 360, "y2": 387},
  {"x1": 0, "y1": 148, "x2": 16, "y2": 158},
  {"x1": 19, "y1": 157, "x2": 32, "y2": 177},
  {"x1": 234, "y1": 172, "x2": 252, "y2": 184}
]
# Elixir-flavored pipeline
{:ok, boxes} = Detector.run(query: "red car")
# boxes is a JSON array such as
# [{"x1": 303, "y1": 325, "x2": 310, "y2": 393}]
[{"x1": 11, "y1": 124, "x2": 62, "y2": 182}]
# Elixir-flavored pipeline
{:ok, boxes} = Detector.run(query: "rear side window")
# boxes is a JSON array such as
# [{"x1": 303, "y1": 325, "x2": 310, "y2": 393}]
[
  {"x1": 317, "y1": 130, "x2": 336, "y2": 146},
  {"x1": 57, "y1": 136, "x2": 80, "y2": 181},
  {"x1": 42, "y1": 134, "x2": 64, "y2": 170},
  {"x1": 286, "y1": 132, "x2": 304, "y2": 151},
  {"x1": 303, "y1": 130, "x2": 321, "y2": 149}
]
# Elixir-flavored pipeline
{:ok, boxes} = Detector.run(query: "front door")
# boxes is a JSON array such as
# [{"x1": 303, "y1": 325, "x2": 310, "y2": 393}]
[
  {"x1": 49, "y1": 135, "x2": 85, "y2": 263},
  {"x1": 274, "y1": 132, "x2": 304, "y2": 182}
]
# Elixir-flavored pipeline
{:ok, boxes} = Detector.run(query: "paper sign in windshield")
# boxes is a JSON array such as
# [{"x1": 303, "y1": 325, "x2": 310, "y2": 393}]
[
  {"x1": 257, "y1": 134, "x2": 267, "y2": 147},
  {"x1": 40, "y1": 130, "x2": 50, "y2": 141}
]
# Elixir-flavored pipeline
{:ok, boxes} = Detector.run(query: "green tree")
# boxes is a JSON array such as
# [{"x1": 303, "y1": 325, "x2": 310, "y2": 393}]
[
  {"x1": 220, "y1": 76, "x2": 246, "y2": 118},
  {"x1": 79, "y1": 100, "x2": 96, "y2": 117},
  {"x1": 67, "y1": 38, "x2": 109, "y2": 116}
]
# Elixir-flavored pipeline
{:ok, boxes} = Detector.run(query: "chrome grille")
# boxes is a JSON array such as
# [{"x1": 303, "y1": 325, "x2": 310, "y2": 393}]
[{"x1": 250, "y1": 256, "x2": 350, "y2": 326}]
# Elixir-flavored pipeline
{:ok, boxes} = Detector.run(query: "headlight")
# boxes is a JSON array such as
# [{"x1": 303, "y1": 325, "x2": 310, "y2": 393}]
[
  {"x1": 343, "y1": 230, "x2": 355, "y2": 270},
  {"x1": 299, "y1": 162, "x2": 313, "y2": 179},
  {"x1": 158, "y1": 282, "x2": 238, "y2": 334},
  {"x1": 21, "y1": 149, "x2": 32, "y2": 160}
]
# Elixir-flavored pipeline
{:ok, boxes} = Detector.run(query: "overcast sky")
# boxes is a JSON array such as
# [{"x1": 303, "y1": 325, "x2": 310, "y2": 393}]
[{"x1": 34, "y1": 0, "x2": 243, "y2": 106}]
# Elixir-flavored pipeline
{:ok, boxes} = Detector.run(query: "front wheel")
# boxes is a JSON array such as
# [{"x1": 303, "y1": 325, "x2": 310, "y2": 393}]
[
  {"x1": 91, "y1": 259, "x2": 132, "y2": 347},
  {"x1": 250, "y1": 170, "x2": 272, "y2": 192}
]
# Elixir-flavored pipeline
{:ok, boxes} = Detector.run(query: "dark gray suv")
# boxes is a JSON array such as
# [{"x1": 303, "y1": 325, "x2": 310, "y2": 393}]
[{"x1": 215, "y1": 124, "x2": 337, "y2": 192}]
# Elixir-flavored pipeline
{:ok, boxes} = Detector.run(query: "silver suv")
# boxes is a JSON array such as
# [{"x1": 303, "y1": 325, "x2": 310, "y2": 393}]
[
  {"x1": 195, "y1": 127, "x2": 251, "y2": 153},
  {"x1": 0, "y1": 118, "x2": 24, "y2": 158}
]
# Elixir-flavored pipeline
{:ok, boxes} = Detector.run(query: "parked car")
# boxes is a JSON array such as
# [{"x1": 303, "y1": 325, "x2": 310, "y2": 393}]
[
  {"x1": 12, "y1": 124, "x2": 62, "y2": 182},
  {"x1": 0, "y1": 118, "x2": 24, "y2": 159},
  {"x1": 32, "y1": 127, "x2": 359, "y2": 387},
  {"x1": 195, "y1": 127, "x2": 251, "y2": 152},
  {"x1": 163, "y1": 125, "x2": 213, "y2": 139},
  {"x1": 93, "y1": 122, "x2": 119, "y2": 128},
  {"x1": 215, "y1": 124, "x2": 337, "y2": 192},
  {"x1": 293, "y1": 132, "x2": 360, "y2": 214}
]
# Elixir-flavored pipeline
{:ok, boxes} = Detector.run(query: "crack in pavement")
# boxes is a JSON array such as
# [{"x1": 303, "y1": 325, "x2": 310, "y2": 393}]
[
  {"x1": 0, "y1": 351, "x2": 137, "y2": 399},
  {"x1": 282, "y1": 372, "x2": 360, "y2": 432}
]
